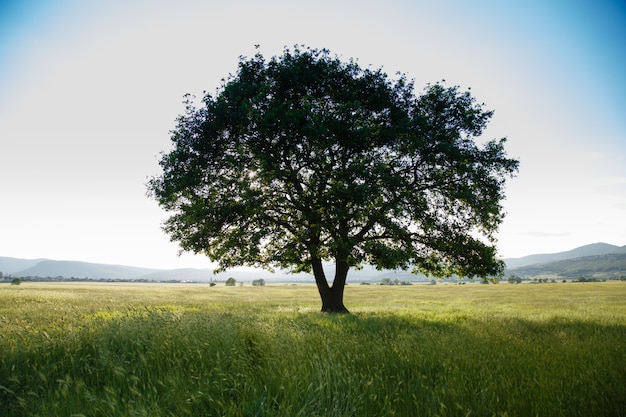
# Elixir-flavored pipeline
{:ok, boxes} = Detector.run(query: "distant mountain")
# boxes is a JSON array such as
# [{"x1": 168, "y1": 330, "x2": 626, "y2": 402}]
[
  {"x1": 137, "y1": 268, "x2": 218, "y2": 282},
  {"x1": 503, "y1": 243, "x2": 620, "y2": 270},
  {"x1": 12, "y1": 260, "x2": 161, "y2": 280},
  {"x1": 3, "y1": 242, "x2": 625, "y2": 283},
  {"x1": 0, "y1": 255, "x2": 427, "y2": 283},
  {"x1": 139, "y1": 268, "x2": 314, "y2": 283},
  {"x1": 507, "y1": 252, "x2": 626, "y2": 279},
  {"x1": 0, "y1": 257, "x2": 314, "y2": 283},
  {"x1": 0, "y1": 256, "x2": 48, "y2": 275},
  {"x1": 611, "y1": 245, "x2": 626, "y2": 255}
]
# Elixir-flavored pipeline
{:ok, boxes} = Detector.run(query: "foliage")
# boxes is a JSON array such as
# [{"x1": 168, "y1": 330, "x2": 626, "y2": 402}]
[
  {"x1": 252, "y1": 278, "x2": 266, "y2": 286},
  {"x1": 225, "y1": 277, "x2": 237, "y2": 286},
  {"x1": 379, "y1": 277, "x2": 412, "y2": 286},
  {"x1": 1, "y1": 282, "x2": 625, "y2": 417},
  {"x1": 573, "y1": 276, "x2": 605, "y2": 283},
  {"x1": 147, "y1": 45, "x2": 518, "y2": 310},
  {"x1": 10, "y1": 277, "x2": 21, "y2": 285},
  {"x1": 507, "y1": 275, "x2": 522, "y2": 284}
]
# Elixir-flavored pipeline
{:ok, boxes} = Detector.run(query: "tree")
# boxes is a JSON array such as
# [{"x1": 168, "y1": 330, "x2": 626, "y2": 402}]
[
  {"x1": 148, "y1": 46, "x2": 519, "y2": 313},
  {"x1": 225, "y1": 277, "x2": 237, "y2": 286},
  {"x1": 508, "y1": 275, "x2": 523, "y2": 284}
]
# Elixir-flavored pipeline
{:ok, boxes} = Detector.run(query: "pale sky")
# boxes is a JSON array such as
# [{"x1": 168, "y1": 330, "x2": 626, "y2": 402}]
[{"x1": 1, "y1": 0, "x2": 625, "y2": 269}]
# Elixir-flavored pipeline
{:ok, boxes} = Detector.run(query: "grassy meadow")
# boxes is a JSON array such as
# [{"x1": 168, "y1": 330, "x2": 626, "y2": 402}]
[{"x1": 1, "y1": 281, "x2": 625, "y2": 416}]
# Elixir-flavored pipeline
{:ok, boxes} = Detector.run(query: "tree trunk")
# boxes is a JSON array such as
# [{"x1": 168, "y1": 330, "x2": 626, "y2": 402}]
[
  {"x1": 311, "y1": 257, "x2": 350, "y2": 313},
  {"x1": 320, "y1": 285, "x2": 349, "y2": 313}
]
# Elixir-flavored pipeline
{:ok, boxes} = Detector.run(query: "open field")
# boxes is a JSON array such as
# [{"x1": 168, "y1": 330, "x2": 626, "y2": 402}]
[{"x1": 1, "y1": 282, "x2": 625, "y2": 416}]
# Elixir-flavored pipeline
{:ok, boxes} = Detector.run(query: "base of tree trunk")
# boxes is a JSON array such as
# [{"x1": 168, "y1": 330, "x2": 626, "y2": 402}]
[
  {"x1": 320, "y1": 292, "x2": 350, "y2": 314},
  {"x1": 321, "y1": 303, "x2": 350, "y2": 314}
]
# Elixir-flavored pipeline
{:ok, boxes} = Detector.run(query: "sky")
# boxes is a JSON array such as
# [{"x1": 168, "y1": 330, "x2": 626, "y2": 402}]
[{"x1": 1, "y1": 0, "x2": 625, "y2": 270}]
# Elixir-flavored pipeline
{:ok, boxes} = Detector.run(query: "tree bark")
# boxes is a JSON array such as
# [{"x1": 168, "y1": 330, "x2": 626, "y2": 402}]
[{"x1": 311, "y1": 256, "x2": 350, "y2": 313}]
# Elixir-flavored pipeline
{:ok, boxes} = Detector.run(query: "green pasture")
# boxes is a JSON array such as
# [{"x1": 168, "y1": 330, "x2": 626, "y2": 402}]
[{"x1": 1, "y1": 282, "x2": 625, "y2": 416}]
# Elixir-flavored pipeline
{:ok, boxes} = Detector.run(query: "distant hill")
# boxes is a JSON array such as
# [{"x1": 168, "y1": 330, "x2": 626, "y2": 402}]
[
  {"x1": 139, "y1": 268, "x2": 314, "y2": 283},
  {"x1": 503, "y1": 243, "x2": 619, "y2": 270},
  {"x1": 507, "y1": 252, "x2": 626, "y2": 279},
  {"x1": 0, "y1": 256, "x2": 48, "y2": 275},
  {"x1": 11, "y1": 260, "x2": 161, "y2": 280},
  {"x1": 0, "y1": 256, "x2": 427, "y2": 283},
  {"x1": 2, "y1": 242, "x2": 625, "y2": 282},
  {"x1": 611, "y1": 245, "x2": 626, "y2": 254},
  {"x1": 0, "y1": 257, "x2": 314, "y2": 283}
]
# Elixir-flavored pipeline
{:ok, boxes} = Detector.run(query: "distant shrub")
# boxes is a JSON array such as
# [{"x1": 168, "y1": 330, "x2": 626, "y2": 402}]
[
  {"x1": 507, "y1": 275, "x2": 522, "y2": 284},
  {"x1": 252, "y1": 279, "x2": 265, "y2": 286},
  {"x1": 573, "y1": 276, "x2": 602, "y2": 283},
  {"x1": 380, "y1": 278, "x2": 413, "y2": 285},
  {"x1": 11, "y1": 278, "x2": 22, "y2": 285},
  {"x1": 225, "y1": 277, "x2": 237, "y2": 286},
  {"x1": 530, "y1": 278, "x2": 556, "y2": 284}
]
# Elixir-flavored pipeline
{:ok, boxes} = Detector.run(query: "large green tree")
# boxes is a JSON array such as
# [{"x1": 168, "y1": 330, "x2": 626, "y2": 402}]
[{"x1": 148, "y1": 46, "x2": 519, "y2": 312}]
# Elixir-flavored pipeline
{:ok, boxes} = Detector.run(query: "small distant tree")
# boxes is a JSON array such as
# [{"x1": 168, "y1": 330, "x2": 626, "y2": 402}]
[
  {"x1": 11, "y1": 278, "x2": 22, "y2": 285},
  {"x1": 252, "y1": 278, "x2": 266, "y2": 286},
  {"x1": 507, "y1": 275, "x2": 522, "y2": 284},
  {"x1": 225, "y1": 277, "x2": 237, "y2": 286},
  {"x1": 148, "y1": 46, "x2": 519, "y2": 313}
]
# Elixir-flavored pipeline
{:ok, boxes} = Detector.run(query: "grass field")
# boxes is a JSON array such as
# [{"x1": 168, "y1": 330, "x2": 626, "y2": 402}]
[{"x1": 1, "y1": 281, "x2": 625, "y2": 416}]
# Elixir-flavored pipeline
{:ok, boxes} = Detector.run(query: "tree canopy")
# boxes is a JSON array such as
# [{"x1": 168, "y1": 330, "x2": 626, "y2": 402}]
[{"x1": 148, "y1": 46, "x2": 519, "y2": 312}]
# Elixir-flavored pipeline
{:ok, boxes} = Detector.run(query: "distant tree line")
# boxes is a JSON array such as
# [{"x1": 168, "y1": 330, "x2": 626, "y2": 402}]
[{"x1": 379, "y1": 278, "x2": 413, "y2": 286}]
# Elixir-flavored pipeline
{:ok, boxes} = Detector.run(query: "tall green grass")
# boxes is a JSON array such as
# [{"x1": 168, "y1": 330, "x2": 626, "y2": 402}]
[{"x1": 1, "y1": 282, "x2": 625, "y2": 416}]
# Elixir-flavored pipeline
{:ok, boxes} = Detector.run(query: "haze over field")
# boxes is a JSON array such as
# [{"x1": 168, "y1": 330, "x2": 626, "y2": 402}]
[{"x1": 1, "y1": 0, "x2": 625, "y2": 269}]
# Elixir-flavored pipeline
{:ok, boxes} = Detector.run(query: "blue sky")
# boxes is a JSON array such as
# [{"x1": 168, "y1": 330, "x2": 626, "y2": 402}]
[{"x1": 1, "y1": 0, "x2": 625, "y2": 269}]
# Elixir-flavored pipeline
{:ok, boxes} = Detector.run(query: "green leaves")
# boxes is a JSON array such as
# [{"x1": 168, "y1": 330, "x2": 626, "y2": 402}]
[{"x1": 148, "y1": 46, "x2": 518, "y2": 281}]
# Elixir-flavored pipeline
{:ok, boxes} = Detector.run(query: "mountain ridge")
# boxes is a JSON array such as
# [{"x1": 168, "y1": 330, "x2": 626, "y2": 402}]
[
  {"x1": 11, "y1": 260, "x2": 161, "y2": 280},
  {"x1": 502, "y1": 242, "x2": 620, "y2": 270},
  {"x1": 2, "y1": 242, "x2": 625, "y2": 282},
  {"x1": 506, "y1": 252, "x2": 626, "y2": 279},
  {"x1": 0, "y1": 256, "x2": 49, "y2": 275}
]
